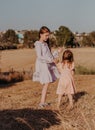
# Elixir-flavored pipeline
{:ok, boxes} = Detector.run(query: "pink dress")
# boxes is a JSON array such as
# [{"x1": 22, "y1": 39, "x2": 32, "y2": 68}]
[{"x1": 56, "y1": 62, "x2": 76, "y2": 95}]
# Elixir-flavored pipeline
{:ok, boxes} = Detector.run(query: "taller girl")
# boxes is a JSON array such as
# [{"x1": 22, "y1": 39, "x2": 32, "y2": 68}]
[{"x1": 33, "y1": 26, "x2": 60, "y2": 108}]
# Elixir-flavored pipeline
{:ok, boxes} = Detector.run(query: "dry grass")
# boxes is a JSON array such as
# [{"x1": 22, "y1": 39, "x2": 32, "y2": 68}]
[
  {"x1": 71, "y1": 47, "x2": 95, "y2": 69},
  {"x1": 0, "y1": 48, "x2": 95, "y2": 130},
  {"x1": 75, "y1": 65, "x2": 95, "y2": 74},
  {"x1": 0, "y1": 69, "x2": 33, "y2": 85},
  {"x1": 0, "y1": 75, "x2": 95, "y2": 130},
  {"x1": 1, "y1": 49, "x2": 36, "y2": 72},
  {"x1": 1, "y1": 47, "x2": 95, "y2": 72}
]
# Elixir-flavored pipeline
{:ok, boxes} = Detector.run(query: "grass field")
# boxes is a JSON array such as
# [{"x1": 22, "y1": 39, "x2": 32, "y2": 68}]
[
  {"x1": 1, "y1": 47, "x2": 95, "y2": 72},
  {"x1": 0, "y1": 48, "x2": 95, "y2": 130}
]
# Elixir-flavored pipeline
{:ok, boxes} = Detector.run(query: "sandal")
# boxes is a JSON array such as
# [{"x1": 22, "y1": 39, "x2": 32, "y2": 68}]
[
  {"x1": 44, "y1": 102, "x2": 51, "y2": 106},
  {"x1": 38, "y1": 103, "x2": 45, "y2": 109},
  {"x1": 38, "y1": 103, "x2": 51, "y2": 109}
]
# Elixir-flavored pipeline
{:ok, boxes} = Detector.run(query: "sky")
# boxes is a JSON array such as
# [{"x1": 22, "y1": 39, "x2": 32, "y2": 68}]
[{"x1": 0, "y1": 0, "x2": 95, "y2": 33}]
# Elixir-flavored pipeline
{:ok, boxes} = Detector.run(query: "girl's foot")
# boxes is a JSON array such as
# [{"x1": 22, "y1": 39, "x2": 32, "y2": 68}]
[
  {"x1": 38, "y1": 103, "x2": 45, "y2": 109},
  {"x1": 38, "y1": 102, "x2": 51, "y2": 109},
  {"x1": 44, "y1": 102, "x2": 51, "y2": 106}
]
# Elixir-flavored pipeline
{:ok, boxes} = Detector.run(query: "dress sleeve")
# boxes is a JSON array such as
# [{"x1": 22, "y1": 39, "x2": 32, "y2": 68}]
[
  {"x1": 52, "y1": 50, "x2": 59, "y2": 58},
  {"x1": 35, "y1": 42, "x2": 54, "y2": 63},
  {"x1": 52, "y1": 47, "x2": 63, "y2": 58}
]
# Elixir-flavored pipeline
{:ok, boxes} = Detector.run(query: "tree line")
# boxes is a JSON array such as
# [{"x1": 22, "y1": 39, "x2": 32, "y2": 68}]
[{"x1": 0, "y1": 26, "x2": 95, "y2": 50}]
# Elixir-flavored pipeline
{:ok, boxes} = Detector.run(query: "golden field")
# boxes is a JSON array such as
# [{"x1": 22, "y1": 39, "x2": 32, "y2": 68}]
[
  {"x1": 0, "y1": 48, "x2": 95, "y2": 130},
  {"x1": 1, "y1": 47, "x2": 95, "y2": 71}
]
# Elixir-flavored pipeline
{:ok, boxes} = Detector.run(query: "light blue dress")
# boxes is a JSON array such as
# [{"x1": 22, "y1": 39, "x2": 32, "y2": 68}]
[{"x1": 33, "y1": 41, "x2": 60, "y2": 84}]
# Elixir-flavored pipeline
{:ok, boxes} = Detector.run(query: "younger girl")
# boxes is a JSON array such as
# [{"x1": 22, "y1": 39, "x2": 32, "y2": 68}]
[{"x1": 56, "y1": 49, "x2": 76, "y2": 109}]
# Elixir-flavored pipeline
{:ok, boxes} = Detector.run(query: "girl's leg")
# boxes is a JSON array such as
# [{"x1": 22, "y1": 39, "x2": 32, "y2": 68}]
[
  {"x1": 57, "y1": 94, "x2": 62, "y2": 109},
  {"x1": 68, "y1": 94, "x2": 73, "y2": 108},
  {"x1": 40, "y1": 83, "x2": 49, "y2": 104}
]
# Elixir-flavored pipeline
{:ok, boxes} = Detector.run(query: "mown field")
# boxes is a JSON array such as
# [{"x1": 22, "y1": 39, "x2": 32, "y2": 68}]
[
  {"x1": 0, "y1": 48, "x2": 95, "y2": 130},
  {"x1": 1, "y1": 47, "x2": 95, "y2": 71}
]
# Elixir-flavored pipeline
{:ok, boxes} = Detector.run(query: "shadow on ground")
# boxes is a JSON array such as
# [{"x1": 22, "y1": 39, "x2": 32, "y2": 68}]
[
  {"x1": 74, "y1": 91, "x2": 88, "y2": 102},
  {"x1": 0, "y1": 108, "x2": 61, "y2": 130}
]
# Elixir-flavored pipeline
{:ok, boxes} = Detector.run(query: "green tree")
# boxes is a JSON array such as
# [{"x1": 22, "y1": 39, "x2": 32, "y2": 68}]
[
  {"x1": 82, "y1": 36, "x2": 92, "y2": 47},
  {"x1": 54, "y1": 26, "x2": 74, "y2": 47},
  {"x1": 49, "y1": 33, "x2": 57, "y2": 47},
  {"x1": 24, "y1": 30, "x2": 39, "y2": 48},
  {"x1": 89, "y1": 31, "x2": 95, "y2": 46},
  {"x1": 81, "y1": 32, "x2": 95, "y2": 47},
  {"x1": 2, "y1": 29, "x2": 19, "y2": 43}
]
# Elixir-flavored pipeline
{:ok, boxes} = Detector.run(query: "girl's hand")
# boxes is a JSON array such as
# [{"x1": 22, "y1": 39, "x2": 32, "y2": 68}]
[
  {"x1": 53, "y1": 58, "x2": 59, "y2": 64},
  {"x1": 58, "y1": 47, "x2": 64, "y2": 53}
]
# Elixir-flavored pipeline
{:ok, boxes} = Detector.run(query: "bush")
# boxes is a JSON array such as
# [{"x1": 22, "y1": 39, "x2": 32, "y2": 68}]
[
  {"x1": 0, "y1": 68, "x2": 33, "y2": 85},
  {"x1": 2, "y1": 29, "x2": 19, "y2": 43},
  {"x1": 75, "y1": 65, "x2": 95, "y2": 75}
]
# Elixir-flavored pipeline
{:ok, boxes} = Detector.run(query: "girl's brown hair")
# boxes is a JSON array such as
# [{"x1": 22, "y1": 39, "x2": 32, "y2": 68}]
[
  {"x1": 39, "y1": 26, "x2": 51, "y2": 51},
  {"x1": 62, "y1": 50, "x2": 74, "y2": 63},
  {"x1": 39, "y1": 26, "x2": 50, "y2": 37}
]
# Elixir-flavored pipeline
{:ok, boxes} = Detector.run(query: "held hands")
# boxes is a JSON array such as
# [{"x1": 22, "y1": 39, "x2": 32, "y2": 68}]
[
  {"x1": 52, "y1": 47, "x2": 64, "y2": 64},
  {"x1": 53, "y1": 58, "x2": 59, "y2": 64},
  {"x1": 52, "y1": 47, "x2": 64, "y2": 59}
]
